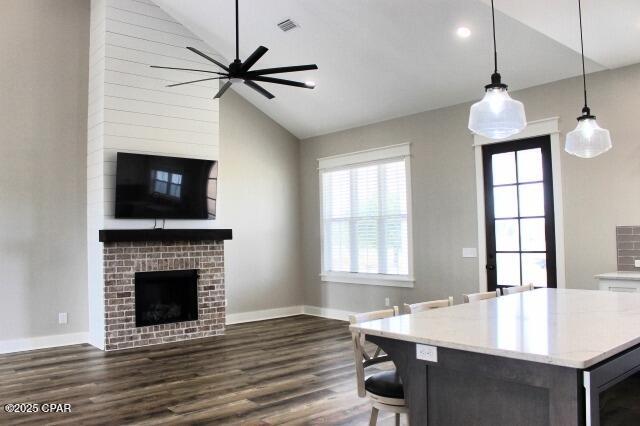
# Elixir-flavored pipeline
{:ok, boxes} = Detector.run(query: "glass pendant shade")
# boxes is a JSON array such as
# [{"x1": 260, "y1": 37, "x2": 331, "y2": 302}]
[
  {"x1": 468, "y1": 87, "x2": 527, "y2": 139},
  {"x1": 565, "y1": 116, "x2": 612, "y2": 158}
]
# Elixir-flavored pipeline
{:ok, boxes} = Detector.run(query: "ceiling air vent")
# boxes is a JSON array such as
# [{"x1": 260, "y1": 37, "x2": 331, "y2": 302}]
[{"x1": 277, "y1": 19, "x2": 299, "y2": 32}]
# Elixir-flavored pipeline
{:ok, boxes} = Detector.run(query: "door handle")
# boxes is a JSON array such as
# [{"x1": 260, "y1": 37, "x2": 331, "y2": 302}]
[{"x1": 486, "y1": 264, "x2": 496, "y2": 271}]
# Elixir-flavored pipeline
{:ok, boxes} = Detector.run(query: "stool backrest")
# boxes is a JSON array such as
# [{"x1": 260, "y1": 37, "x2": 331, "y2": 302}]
[
  {"x1": 403, "y1": 296, "x2": 453, "y2": 314},
  {"x1": 463, "y1": 290, "x2": 500, "y2": 303},
  {"x1": 502, "y1": 283, "x2": 535, "y2": 295},
  {"x1": 350, "y1": 307, "x2": 399, "y2": 397}
]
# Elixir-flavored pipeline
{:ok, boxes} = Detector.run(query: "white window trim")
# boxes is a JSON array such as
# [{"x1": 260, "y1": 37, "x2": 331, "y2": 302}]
[
  {"x1": 320, "y1": 272, "x2": 415, "y2": 288},
  {"x1": 473, "y1": 117, "x2": 566, "y2": 292},
  {"x1": 318, "y1": 143, "x2": 415, "y2": 288}
]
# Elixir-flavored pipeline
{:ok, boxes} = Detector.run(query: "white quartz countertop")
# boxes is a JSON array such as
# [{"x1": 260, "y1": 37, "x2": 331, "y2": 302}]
[
  {"x1": 349, "y1": 289, "x2": 640, "y2": 369},
  {"x1": 595, "y1": 271, "x2": 640, "y2": 281}
]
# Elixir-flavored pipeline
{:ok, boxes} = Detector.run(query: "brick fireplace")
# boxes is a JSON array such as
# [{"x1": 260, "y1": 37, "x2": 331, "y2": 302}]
[{"x1": 99, "y1": 229, "x2": 232, "y2": 351}]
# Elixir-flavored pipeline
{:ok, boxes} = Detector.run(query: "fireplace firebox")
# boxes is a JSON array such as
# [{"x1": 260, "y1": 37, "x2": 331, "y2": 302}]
[{"x1": 134, "y1": 269, "x2": 198, "y2": 327}]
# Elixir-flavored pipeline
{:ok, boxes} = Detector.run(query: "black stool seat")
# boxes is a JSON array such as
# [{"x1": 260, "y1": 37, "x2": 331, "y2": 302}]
[{"x1": 365, "y1": 370, "x2": 404, "y2": 399}]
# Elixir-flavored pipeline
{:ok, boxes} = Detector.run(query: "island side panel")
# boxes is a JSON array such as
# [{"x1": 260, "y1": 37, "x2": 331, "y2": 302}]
[{"x1": 368, "y1": 336, "x2": 584, "y2": 426}]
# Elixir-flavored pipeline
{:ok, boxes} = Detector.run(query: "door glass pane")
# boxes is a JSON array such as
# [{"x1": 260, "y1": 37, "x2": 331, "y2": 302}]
[
  {"x1": 492, "y1": 152, "x2": 517, "y2": 185},
  {"x1": 519, "y1": 183, "x2": 544, "y2": 217},
  {"x1": 494, "y1": 186, "x2": 518, "y2": 218},
  {"x1": 517, "y1": 148, "x2": 543, "y2": 183},
  {"x1": 522, "y1": 253, "x2": 547, "y2": 287},
  {"x1": 520, "y1": 218, "x2": 546, "y2": 251},
  {"x1": 495, "y1": 219, "x2": 519, "y2": 251},
  {"x1": 497, "y1": 253, "x2": 521, "y2": 287}
]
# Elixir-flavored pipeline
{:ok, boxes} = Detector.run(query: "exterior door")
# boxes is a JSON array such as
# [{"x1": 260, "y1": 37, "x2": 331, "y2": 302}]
[{"x1": 483, "y1": 136, "x2": 556, "y2": 291}]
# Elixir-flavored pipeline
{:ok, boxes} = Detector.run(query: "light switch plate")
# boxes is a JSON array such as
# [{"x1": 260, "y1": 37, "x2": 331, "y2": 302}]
[
  {"x1": 416, "y1": 344, "x2": 438, "y2": 362},
  {"x1": 58, "y1": 312, "x2": 68, "y2": 325},
  {"x1": 635, "y1": 260, "x2": 640, "y2": 268},
  {"x1": 462, "y1": 247, "x2": 477, "y2": 258}
]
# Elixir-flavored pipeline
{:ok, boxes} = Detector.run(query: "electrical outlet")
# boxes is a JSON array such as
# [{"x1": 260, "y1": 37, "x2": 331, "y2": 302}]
[
  {"x1": 635, "y1": 260, "x2": 640, "y2": 268},
  {"x1": 416, "y1": 344, "x2": 438, "y2": 362},
  {"x1": 384, "y1": 297, "x2": 390, "y2": 307},
  {"x1": 58, "y1": 312, "x2": 68, "y2": 325}
]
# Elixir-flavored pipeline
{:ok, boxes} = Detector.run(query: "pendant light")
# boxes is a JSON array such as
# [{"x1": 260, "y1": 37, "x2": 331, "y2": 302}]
[
  {"x1": 468, "y1": 0, "x2": 526, "y2": 139},
  {"x1": 564, "y1": 0, "x2": 612, "y2": 158}
]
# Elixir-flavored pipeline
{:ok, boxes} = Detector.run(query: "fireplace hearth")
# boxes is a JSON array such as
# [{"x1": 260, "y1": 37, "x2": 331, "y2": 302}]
[
  {"x1": 101, "y1": 237, "x2": 229, "y2": 351},
  {"x1": 135, "y1": 269, "x2": 198, "y2": 327}
]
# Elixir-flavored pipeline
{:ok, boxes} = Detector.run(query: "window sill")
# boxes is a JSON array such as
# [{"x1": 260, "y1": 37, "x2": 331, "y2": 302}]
[{"x1": 320, "y1": 272, "x2": 415, "y2": 288}]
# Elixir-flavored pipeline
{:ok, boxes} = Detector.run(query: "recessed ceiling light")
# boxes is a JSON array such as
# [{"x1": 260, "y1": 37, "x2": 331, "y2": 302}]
[
  {"x1": 456, "y1": 27, "x2": 472, "y2": 38},
  {"x1": 305, "y1": 81, "x2": 316, "y2": 88}
]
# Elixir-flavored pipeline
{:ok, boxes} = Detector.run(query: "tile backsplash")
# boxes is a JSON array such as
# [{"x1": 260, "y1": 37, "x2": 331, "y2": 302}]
[{"x1": 616, "y1": 226, "x2": 640, "y2": 271}]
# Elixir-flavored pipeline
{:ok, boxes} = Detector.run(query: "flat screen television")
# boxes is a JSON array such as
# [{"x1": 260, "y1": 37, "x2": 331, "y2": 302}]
[{"x1": 115, "y1": 152, "x2": 217, "y2": 219}]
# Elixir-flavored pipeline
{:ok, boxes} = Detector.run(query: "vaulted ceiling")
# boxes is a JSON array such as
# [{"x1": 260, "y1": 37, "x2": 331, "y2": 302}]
[{"x1": 153, "y1": 0, "x2": 640, "y2": 139}]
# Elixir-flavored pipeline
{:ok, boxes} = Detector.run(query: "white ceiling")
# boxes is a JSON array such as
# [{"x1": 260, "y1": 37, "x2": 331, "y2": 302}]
[
  {"x1": 483, "y1": 0, "x2": 640, "y2": 69},
  {"x1": 153, "y1": 0, "x2": 640, "y2": 139}
]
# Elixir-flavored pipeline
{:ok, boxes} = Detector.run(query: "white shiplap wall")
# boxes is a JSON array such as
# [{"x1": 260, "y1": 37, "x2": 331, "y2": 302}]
[
  {"x1": 87, "y1": 0, "x2": 223, "y2": 347},
  {"x1": 102, "y1": 0, "x2": 222, "y2": 227},
  {"x1": 88, "y1": 0, "x2": 107, "y2": 349}
]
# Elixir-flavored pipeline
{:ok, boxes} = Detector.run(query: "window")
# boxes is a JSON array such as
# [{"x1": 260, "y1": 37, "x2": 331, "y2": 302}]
[
  {"x1": 151, "y1": 169, "x2": 183, "y2": 200},
  {"x1": 319, "y1": 144, "x2": 413, "y2": 287}
]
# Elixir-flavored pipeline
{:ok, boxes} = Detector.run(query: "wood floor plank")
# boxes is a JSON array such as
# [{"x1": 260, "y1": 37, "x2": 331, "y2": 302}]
[{"x1": 0, "y1": 315, "x2": 398, "y2": 425}]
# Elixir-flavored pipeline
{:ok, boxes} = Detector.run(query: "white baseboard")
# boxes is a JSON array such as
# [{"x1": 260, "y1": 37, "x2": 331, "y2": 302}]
[
  {"x1": 1, "y1": 307, "x2": 355, "y2": 354},
  {"x1": 225, "y1": 305, "x2": 356, "y2": 325},
  {"x1": 0, "y1": 332, "x2": 89, "y2": 355},
  {"x1": 303, "y1": 305, "x2": 355, "y2": 321},
  {"x1": 226, "y1": 305, "x2": 304, "y2": 325}
]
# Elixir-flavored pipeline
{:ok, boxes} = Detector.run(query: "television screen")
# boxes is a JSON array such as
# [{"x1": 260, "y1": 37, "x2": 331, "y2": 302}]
[{"x1": 115, "y1": 153, "x2": 217, "y2": 219}]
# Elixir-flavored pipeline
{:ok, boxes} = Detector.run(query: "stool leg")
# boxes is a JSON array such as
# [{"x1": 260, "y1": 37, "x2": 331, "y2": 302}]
[
  {"x1": 369, "y1": 407, "x2": 379, "y2": 426},
  {"x1": 395, "y1": 412, "x2": 400, "y2": 426}
]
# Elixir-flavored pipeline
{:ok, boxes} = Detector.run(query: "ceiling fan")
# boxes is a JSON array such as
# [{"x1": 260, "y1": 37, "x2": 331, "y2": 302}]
[{"x1": 150, "y1": 0, "x2": 318, "y2": 100}]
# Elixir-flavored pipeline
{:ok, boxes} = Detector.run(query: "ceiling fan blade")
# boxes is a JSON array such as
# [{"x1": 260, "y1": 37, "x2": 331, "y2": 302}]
[
  {"x1": 214, "y1": 81, "x2": 233, "y2": 99},
  {"x1": 244, "y1": 80, "x2": 275, "y2": 99},
  {"x1": 167, "y1": 77, "x2": 224, "y2": 88},
  {"x1": 240, "y1": 46, "x2": 268, "y2": 72},
  {"x1": 248, "y1": 75, "x2": 312, "y2": 88},
  {"x1": 186, "y1": 47, "x2": 229, "y2": 71},
  {"x1": 245, "y1": 64, "x2": 318, "y2": 76},
  {"x1": 150, "y1": 65, "x2": 226, "y2": 75}
]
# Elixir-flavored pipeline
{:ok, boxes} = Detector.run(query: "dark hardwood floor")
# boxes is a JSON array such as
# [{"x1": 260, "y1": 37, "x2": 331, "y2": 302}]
[{"x1": 0, "y1": 315, "x2": 397, "y2": 425}]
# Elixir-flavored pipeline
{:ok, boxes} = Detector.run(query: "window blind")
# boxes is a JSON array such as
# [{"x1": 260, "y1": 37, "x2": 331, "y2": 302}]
[{"x1": 321, "y1": 159, "x2": 409, "y2": 276}]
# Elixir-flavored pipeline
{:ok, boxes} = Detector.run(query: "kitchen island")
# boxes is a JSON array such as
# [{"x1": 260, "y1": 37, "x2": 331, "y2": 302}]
[{"x1": 350, "y1": 289, "x2": 640, "y2": 425}]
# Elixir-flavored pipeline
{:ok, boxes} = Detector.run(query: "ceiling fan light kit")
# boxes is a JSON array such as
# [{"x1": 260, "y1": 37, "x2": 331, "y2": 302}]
[
  {"x1": 468, "y1": 0, "x2": 526, "y2": 140},
  {"x1": 564, "y1": 0, "x2": 612, "y2": 158},
  {"x1": 150, "y1": 0, "x2": 318, "y2": 100}
]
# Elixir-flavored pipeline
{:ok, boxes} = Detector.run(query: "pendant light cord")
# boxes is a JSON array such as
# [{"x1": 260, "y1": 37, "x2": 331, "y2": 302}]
[
  {"x1": 491, "y1": 0, "x2": 498, "y2": 74},
  {"x1": 578, "y1": 0, "x2": 588, "y2": 110},
  {"x1": 235, "y1": 0, "x2": 239, "y2": 60}
]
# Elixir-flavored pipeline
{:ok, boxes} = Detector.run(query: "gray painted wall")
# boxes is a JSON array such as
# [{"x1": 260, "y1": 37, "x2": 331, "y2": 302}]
[
  {"x1": 0, "y1": 0, "x2": 90, "y2": 340},
  {"x1": 2, "y1": 0, "x2": 639, "y2": 342},
  {"x1": 0, "y1": 1, "x2": 303, "y2": 344},
  {"x1": 219, "y1": 91, "x2": 304, "y2": 314},
  {"x1": 300, "y1": 63, "x2": 640, "y2": 313}
]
